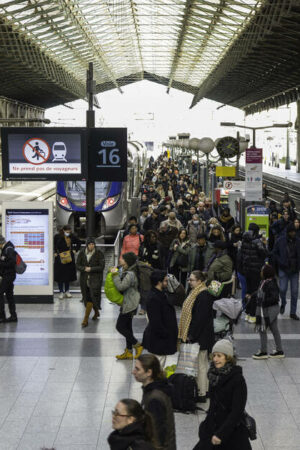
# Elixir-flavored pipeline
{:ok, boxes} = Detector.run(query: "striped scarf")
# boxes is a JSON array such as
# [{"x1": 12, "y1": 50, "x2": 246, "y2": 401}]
[{"x1": 178, "y1": 282, "x2": 207, "y2": 342}]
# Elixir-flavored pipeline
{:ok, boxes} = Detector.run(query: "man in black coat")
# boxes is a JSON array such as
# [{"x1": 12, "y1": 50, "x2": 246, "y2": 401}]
[
  {"x1": 273, "y1": 223, "x2": 300, "y2": 320},
  {"x1": 142, "y1": 270, "x2": 178, "y2": 368},
  {"x1": 0, "y1": 236, "x2": 17, "y2": 323}
]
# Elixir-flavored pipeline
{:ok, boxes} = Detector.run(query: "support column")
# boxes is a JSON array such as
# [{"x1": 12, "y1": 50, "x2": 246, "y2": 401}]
[{"x1": 297, "y1": 100, "x2": 300, "y2": 173}]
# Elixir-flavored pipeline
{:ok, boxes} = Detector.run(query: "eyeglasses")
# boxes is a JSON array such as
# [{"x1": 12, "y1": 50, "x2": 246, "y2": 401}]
[{"x1": 111, "y1": 410, "x2": 131, "y2": 417}]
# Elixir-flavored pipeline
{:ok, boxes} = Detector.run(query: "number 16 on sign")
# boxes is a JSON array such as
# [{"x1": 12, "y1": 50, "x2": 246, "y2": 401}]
[{"x1": 97, "y1": 141, "x2": 120, "y2": 168}]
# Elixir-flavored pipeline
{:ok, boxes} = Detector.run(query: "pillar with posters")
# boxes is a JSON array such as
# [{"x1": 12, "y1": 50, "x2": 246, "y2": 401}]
[{"x1": 245, "y1": 147, "x2": 263, "y2": 201}]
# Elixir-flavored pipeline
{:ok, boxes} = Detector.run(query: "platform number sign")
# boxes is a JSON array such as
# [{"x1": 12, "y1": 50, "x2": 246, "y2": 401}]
[
  {"x1": 89, "y1": 128, "x2": 127, "y2": 181},
  {"x1": 98, "y1": 142, "x2": 121, "y2": 168}
]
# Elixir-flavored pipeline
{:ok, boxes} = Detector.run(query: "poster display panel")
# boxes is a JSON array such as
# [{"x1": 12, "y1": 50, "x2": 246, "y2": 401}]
[
  {"x1": 245, "y1": 148, "x2": 263, "y2": 201},
  {"x1": 1, "y1": 127, "x2": 86, "y2": 180},
  {"x1": 2, "y1": 202, "x2": 53, "y2": 301}
]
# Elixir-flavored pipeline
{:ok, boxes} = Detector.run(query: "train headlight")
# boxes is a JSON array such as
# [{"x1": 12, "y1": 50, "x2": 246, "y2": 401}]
[
  {"x1": 57, "y1": 194, "x2": 71, "y2": 210},
  {"x1": 102, "y1": 195, "x2": 120, "y2": 210}
]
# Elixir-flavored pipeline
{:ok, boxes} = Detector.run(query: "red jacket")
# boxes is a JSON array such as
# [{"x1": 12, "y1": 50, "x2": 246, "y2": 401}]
[{"x1": 121, "y1": 233, "x2": 143, "y2": 256}]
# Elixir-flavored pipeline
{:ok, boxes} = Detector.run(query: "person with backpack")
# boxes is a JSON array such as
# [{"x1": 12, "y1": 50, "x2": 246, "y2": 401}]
[
  {"x1": 112, "y1": 252, "x2": 143, "y2": 360},
  {"x1": 142, "y1": 270, "x2": 178, "y2": 368},
  {"x1": 0, "y1": 235, "x2": 18, "y2": 323},
  {"x1": 121, "y1": 224, "x2": 144, "y2": 256},
  {"x1": 108, "y1": 398, "x2": 155, "y2": 450},
  {"x1": 252, "y1": 265, "x2": 284, "y2": 360},
  {"x1": 76, "y1": 237, "x2": 105, "y2": 328},
  {"x1": 193, "y1": 339, "x2": 252, "y2": 450},
  {"x1": 132, "y1": 354, "x2": 176, "y2": 450},
  {"x1": 178, "y1": 271, "x2": 214, "y2": 403}
]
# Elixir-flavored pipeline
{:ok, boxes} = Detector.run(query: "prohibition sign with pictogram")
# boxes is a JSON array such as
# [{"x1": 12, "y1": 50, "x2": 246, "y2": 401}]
[
  {"x1": 224, "y1": 181, "x2": 233, "y2": 190},
  {"x1": 22, "y1": 138, "x2": 51, "y2": 165}
]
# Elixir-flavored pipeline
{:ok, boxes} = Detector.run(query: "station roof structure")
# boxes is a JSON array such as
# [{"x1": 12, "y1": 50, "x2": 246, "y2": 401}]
[{"x1": 0, "y1": 0, "x2": 299, "y2": 114}]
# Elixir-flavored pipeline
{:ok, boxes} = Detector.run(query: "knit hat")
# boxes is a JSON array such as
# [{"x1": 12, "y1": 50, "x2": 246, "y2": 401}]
[
  {"x1": 248, "y1": 222, "x2": 260, "y2": 233},
  {"x1": 212, "y1": 339, "x2": 234, "y2": 357},
  {"x1": 214, "y1": 240, "x2": 227, "y2": 250},
  {"x1": 286, "y1": 223, "x2": 296, "y2": 233},
  {"x1": 122, "y1": 252, "x2": 137, "y2": 267},
  {"x1": 86, "y1": 237, "x2": 96, "y2": 245},
  {"x1": 0, "y1": 235, "x2": 6, "y2": 245}
]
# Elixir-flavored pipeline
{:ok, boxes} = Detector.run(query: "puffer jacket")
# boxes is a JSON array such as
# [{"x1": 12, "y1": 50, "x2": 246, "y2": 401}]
[
  {"x1": 239, "y1": 231, "x2": 267, "y2": 275},
  {"x1": 112, "y1": 265, "x2": 140, "y2": 314},
  {"x1": 207, "y1": 251, "x2": 233, "y2": 283}
]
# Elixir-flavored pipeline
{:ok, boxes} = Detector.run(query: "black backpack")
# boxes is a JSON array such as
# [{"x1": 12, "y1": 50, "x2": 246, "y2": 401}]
[
  {"x1": 168, "y1": 373, "x2": 198, "y2": 413},
  {"x1": 136, "y1": 261, "x2": 154, "y2": 291}
]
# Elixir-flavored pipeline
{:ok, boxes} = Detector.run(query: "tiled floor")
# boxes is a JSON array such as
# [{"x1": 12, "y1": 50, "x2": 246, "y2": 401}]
[{"x1": 0, "y1": 293, "x2": 299, "y2": 449}]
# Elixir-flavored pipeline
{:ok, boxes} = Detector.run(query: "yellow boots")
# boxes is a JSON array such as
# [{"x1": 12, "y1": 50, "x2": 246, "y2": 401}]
[
  {"x1": 115, "y1": 344, "x2": 143, "y2": 360},
  {"x1": 116, "y1": 348, "x2": 133, "y2": 360},
  {"x1": 133, "y1": 342, "x2": 143, "y2": 359}
]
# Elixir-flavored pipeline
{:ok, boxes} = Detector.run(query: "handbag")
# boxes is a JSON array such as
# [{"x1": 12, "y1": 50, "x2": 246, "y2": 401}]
[
  {"x1": 175, "y1": 342, "x2": 199, "y2": 377},
  {"x1": 176, "y1": 253, "x2": 188, "y2": 267},
  {"x1": 59, "y1": 250, "x2": 72, "y2": 264},
  {"x1": 242, "y1": 411, "x2": 257, "y2": 441}
]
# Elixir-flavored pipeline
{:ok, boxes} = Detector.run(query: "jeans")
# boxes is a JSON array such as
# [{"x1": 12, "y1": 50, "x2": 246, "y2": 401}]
[
  {"x1": 58, "y1": 282, "x2": 70, "y2": 293},
  {"x1": 278, "y1": 269, "x2": 299, "y2": 315},
  {"x1": 237, "y1": 272, "x2": 247, "y2": 306},
  {"x1": 116, "y1": 311, "x2": 138, "y2": 350}
]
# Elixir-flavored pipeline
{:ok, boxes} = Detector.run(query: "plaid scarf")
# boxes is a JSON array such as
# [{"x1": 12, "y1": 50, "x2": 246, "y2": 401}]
[
  {"x1": 178, "y1": 282, "x2": 207, "y2": 342},
  {"x1": 207, "y1": 361, "x2": 234, "y2": 387}
]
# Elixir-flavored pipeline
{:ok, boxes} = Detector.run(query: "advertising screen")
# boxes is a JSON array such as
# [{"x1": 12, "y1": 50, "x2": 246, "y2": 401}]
[
  {"x1": 1, "y1": 127, "x2": 86, "y2": 180},
  {"x1": 5, "y1": 209, "x2": 50, "y2": 286}
]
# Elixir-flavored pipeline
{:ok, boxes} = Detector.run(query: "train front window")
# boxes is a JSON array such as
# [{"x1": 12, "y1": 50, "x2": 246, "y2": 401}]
[{"x1": 65, "y1": 181, "x2": 110, "y2": 206}]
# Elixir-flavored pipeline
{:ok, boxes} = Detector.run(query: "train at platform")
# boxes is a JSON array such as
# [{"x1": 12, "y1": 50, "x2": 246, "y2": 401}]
[{"x1": 56, "y1": 141, "x2": 147, "y2": 237}]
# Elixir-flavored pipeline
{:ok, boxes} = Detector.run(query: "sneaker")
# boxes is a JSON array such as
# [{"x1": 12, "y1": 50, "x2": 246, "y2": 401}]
[
  {"x1": 5, "y1": 316, "x2": 18, "y2": 323},
  {"x1": 64, "y1": 291, "x2": 72, "y2": 298},
  {"x1": 248, "y1": 316, "x2": 256, "y2": 324},
  {"x1": 244, "y1": 314, "x2": 249, "y2": 322},
  {"x1": 290, "y1": 314, "x2": 300, "y2": 321},
  {"x1": 252, "y1": 351, "x2": 268, "y2": 360},
  {"x1": 269, "y1": 351, "x2": 285, "y2": 358},
  {"x1": 58, "y1": 292, "x2": 64, "y2": 300}
]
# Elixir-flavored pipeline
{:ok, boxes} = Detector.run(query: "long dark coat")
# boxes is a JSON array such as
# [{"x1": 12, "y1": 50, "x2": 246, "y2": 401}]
[
  {"x1": 188, "y1": 290, "x2": 215, "y2": 352},
  {"x1": 54, "y1": 233, "x2": 82, "y2": 282},
  {"x1": 142, "y1": 288, "x2": 178, "y2": 355},
  {"x1": 193, "y1": 366, "x2": 252, "y2": 450},
  {"x1": 76, "y1": 248, "x2": 105, "y2": 306},
  {"x1": 107, "y1": 421, "x2": 155, "y2": 450}
]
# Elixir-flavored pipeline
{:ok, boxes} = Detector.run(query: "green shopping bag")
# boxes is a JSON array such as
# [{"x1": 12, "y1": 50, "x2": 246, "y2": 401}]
[{"x1": 104, "y1": 271, "x2": 123, "y2": 306}]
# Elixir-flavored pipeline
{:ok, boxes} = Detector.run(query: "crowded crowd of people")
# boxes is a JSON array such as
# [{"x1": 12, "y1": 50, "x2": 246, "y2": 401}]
[{"x1": 1, "y1": 152, "x2": 299, "y2": 450}]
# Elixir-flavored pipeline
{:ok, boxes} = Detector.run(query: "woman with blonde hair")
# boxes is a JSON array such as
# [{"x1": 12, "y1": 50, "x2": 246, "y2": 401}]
[{"x1": 178, "y1": 270, "x2": 215, "y2": 402}]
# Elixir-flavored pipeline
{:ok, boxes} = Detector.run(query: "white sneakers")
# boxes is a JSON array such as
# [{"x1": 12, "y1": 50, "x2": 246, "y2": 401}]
[{"x1": 58, "y1": 292, "x2": 72, "y2": 299}]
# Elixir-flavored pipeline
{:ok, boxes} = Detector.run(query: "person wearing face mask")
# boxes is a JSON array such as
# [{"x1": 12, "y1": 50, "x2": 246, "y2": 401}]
[
  {"x1": 193, "y1": 340, "x2": 252, "y2": 450},
  {"x1": 186, "y1": 214, "x2": 205, "y2": 244},
  {"x1": 54, "y1": 225, "x2": 82, "y2": 300}
]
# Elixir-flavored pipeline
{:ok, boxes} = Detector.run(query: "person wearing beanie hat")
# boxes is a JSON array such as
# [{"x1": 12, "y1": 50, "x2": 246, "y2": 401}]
[
  {"x1": 240, "y1": 224, "x2": 268, "y2": 323},
  {"x1": 111, "y1": 253, "x2": 143, "y2": 360},
  {"x1": 273, "y1": 218, "x2": 300, "y2": 320},
  {"x1": 76, "y1": 237, "x2": 105, "y2": 327},
  {"x1": 252, "y1": 265, "x2": 284, "y2": 359},
  {"x1": 193, "y1": 340, "x2": 252, "y2": 450}
]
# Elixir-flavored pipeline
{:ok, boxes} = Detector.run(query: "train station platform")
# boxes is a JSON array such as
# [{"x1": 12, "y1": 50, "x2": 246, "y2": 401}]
[
  {"x1": 262, "y1": 164, "x2": 300, "y2": 184},
  {"x1": 0, "y1": 292, "x2": 299, "y2": 449},
  {"x1": 0, "y1": 181, "x2": 56, "y2": 204}
]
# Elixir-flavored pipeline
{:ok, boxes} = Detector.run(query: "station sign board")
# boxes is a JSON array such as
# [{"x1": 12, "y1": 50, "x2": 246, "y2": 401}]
[
  {"x1": 1, "y1": 127, "x2": 87, "y2": 180},
  {"x1": 88, "y1": 128, "x2": 127, "y2": 181},
  {"x1": 245, "y1": 148, "x2": 263, "y2": 201},
  {"x1": 223, "y1": 180, "x2": 245, "y2": 191}
]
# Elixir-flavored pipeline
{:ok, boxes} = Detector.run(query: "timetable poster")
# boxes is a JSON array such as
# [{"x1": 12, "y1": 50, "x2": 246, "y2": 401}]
[{"x1": 5, "y1": 209, "x2": 49, "y2": 286}]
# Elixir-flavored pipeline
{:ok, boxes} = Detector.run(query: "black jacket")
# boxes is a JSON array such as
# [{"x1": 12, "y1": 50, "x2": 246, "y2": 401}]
[
  {"x1": 273, "y1": 233, "x2": 300, "y2": 273},
  {"x1": 259, "y1": 278, "x2": 280, "y2": 307},
  {"x1": 0, "y1": 241, "x2": 16, "y2": 279},
  {"x1": 142, "y1": 380, "x2": 176, "y2": 450},
  {"x1": 188, "y1": 291, "x2": 215, "y2": 352},
  {"x1": 142, "y1": 288, "x2": 178, "y2": 355},
  {"x1": 143, "y1": 216, "x2": 161, "y2": 232},
  {"x1": 194, "y1": 366, "x2": 251, "y2": 450},
  {"x1": 54, "y1": 233, "x2": 82, "y2": 282},
  {"x1": 138, "y1": 242, "x2": 163, "y2": 269},
  {"x1": 108, "y1": 421, "x2": 154, "y2": 450},
  {"x1": 239, "y1": 231, "x2": 267, "y2": 275}
]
